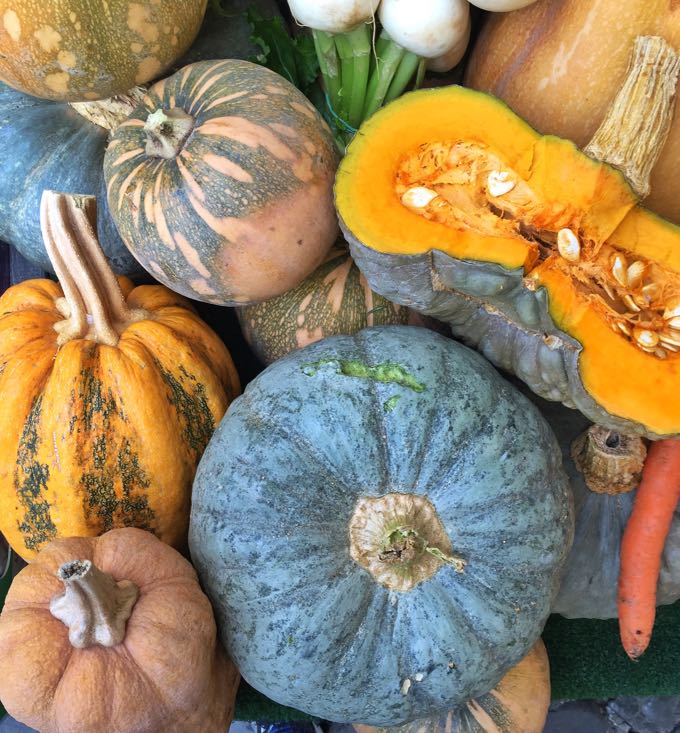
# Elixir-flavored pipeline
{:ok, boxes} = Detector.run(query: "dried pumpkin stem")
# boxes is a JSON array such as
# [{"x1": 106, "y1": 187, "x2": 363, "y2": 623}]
[
  {"x1": 69, "y1": 85, "x2": 147, "y2": 133},
  {"x1": 584, "y1": 36, "x2": 680, "y2": 198},
  {"x1": 49, "y1": 559, "x2": 138, "y2": 649},
  {"x1": 144, "y1": 108, "x2": 195, "y2": 159},
  {"x1": 41, "y1": 191, "x2": 148, "y2": 346},
  {"x1": 571, "y1": 425, "x2": 647, "y2": 495}
]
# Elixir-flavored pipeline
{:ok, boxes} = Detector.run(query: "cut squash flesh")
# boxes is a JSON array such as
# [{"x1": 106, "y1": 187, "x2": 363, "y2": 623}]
[{"x1": 336, "y1": 86, "x2": 680, "y2": 437}]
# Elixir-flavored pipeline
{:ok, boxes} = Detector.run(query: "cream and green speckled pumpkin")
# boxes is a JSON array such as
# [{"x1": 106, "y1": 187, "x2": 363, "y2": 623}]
[
  {"x1": 0, "y1": 0, "x2": 207, "y2": 101},
  {"x1": 189, "y1": 326, "x2": 573, "y2": 725},
  {"x1": 104, "y1": 59, "x2": 339, "y2": 306}
]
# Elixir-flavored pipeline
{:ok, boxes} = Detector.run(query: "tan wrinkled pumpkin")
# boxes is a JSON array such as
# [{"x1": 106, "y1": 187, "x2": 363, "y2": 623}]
[
  {"x1": 353, "y1": 640, "x2": 550, "y2": 733},
  {"x1": 0, "y1": 527, "x2": 239, "y2": 733},
  {"x1": 0, "y1": 0, "x2": 207, "y2": 101},
  {"x1": 466, "y1": 0, "x2": 680, "y2": 224}
]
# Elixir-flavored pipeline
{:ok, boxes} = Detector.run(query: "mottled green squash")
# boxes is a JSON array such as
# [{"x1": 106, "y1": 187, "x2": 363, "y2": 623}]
[
  {"x1": 237, "y1": 245, "x2": 424, "y2": 364},
  {"x1": 189, "y1": 325, "x2": 573, "y2": 725}
]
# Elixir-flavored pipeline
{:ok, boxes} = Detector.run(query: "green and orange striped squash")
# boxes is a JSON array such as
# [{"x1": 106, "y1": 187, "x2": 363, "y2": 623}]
[
  {"x1": 236, "y1": 244, "x2": 435, "y2": 365},
  {"x1": 0, "y1": 0, "x2": 207, "y2": 101},
  {"x1": 0, "y1": 191, "x2": 240, "y2": 561},
  {"x1": 104, "y1": 59, "x2": 339, "y2": 306}
]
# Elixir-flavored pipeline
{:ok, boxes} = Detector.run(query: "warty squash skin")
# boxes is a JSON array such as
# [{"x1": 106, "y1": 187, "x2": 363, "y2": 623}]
[
  {"x1": 0, "y1": 192, "x2": 240, "y2": 561},
  {"x1": 0, "y1": 528, "x2": 240, "y2": 733},
  {"x1": 104, "y1": 59, "x2": 339, "y2": 306},
  {"x1": 465, "y1": 0, "x2": 680, "y2": 225},
  {"x1": 0, "y1": 0, "x2": 207, "y2": 101},
  {"x1": 189, "y1": 325, "x2": 573, "y2": 726},
  {"x1": 337, "y1": 41, "x2": 680, "y2": 439},
  {"x1": 353, "y1": 640, "x2": 551, "y2": 733}
]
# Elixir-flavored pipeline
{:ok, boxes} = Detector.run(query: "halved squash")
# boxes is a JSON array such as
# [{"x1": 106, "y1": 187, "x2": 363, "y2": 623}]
[{"x1": 337, "y1": 36, "x2": 680, "y2": 438}]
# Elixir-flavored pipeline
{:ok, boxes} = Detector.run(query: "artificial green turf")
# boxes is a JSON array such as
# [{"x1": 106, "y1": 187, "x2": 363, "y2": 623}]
[{"x1": 233, "y1": 601, "x2": 680, "y2": 721}]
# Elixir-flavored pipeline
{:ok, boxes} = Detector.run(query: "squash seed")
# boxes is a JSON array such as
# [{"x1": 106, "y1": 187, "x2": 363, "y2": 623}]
[
  {"x1": 616, "y1": 321, "x2": 631, "y2": 336},
  {"x1": 659, "y1": 332, "x2": 680, "y2": 348},
  {"x1": 665, "y1": 315, "x2": 680, "y2": 330},
  {"x1": 664, "y1": 300, "x2": 680, "y2": 320},
  {"x1": 557, "y1": 228, "x2": 580, "y2": 262},
  {"x1": 612, "y1": 254, "x2": 628, "y2": 287},
  {"x1": 642, "y1": 283, "x2": 661, "y2": 303},
  {"x1": 634, "y1": 328, "x2": 659, "y2": 349},
  {"x1": 401, "y1": 187, "x2": 438, "y2": 209},
  {"x1": 487, "y1": 170, "x2": 515, "y2": 197},
  {"x1": 626, "y1": 261, "x2": 646, "y2": 289},
  {"x1": 623, "y1": 294, "x2": 642, "y2": 313},
  {"x1": 655, "y1": 347, "x2": 668, "y2": 359}
]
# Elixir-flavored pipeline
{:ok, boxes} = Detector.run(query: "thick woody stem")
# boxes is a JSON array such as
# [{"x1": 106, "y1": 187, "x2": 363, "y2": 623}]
[
  {"x1": 41, "y1": 191, "x2": 148, "y2": 346},
  {"x1": 144, "y1": 108, "x2": 195, "y2": 159},
  {"x1": 571, "y1": 426, "x2": 647, "y2": 495},
  {"x1": 49, "y1": 560, "x2": 138, "y2": 649},
  {"x1": 585, "y1": 36, "x2": 680, "y2": 198},
  {"x1": 69, "y1": 86, "x2": 147, "y2": 133}
]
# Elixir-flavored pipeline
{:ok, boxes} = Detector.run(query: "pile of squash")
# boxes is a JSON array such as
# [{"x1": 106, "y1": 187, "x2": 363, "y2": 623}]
[{"x1": 0, "y1": 2, "x2": 679, "y2": 732}]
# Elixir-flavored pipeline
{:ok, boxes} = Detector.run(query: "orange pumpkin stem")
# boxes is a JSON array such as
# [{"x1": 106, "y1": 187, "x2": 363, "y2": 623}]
[
  {"x1": 144, "y1": 108, "x2": 195, "y2": 159},
  {"x1": 40, "y1": 190, "x2": 148, "y2": 346},
  {"x1": 584, "y1": 36, "x2": 680, "y2": 198},
  {"x1": 571, "y1": 426, "x2": 647, "y2": 495},
  {"x1": 49, "y1": 559, "x2": 138, "y2": 649}
]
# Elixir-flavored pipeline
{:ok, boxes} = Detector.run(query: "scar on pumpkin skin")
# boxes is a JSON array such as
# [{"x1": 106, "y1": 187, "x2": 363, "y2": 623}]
[{"x1": 302, "y1": 359, "x2": 426, "y2": 392}]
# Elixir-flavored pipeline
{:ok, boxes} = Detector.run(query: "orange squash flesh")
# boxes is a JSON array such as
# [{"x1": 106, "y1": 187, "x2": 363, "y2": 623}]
[{"x1": 336, "y1": 84, "x2": 680, "y2": 437}]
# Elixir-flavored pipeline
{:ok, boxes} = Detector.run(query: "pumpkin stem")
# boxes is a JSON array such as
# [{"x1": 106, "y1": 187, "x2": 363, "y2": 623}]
[
  {"x1": 349, "y1": 493, "x2": 465, "y2": 592},
  {"x1": 69, "y1": 86, "x2": 147, "y2": 133},
  {"x1": 41, "y1": 191, "x2": 148, "y2": 346},
  {"x1": 571, "y1": 426, "x2": 647, "y2": 495},
  {"x1": 49, "y1": 559, "x2": 138, "y2": 649},
  {"x1": 584, "y1": 36, "x2": 680, "y2": 198},
  {"x1": 144, "y1": 108, "x2": 195, "y2": 159}
]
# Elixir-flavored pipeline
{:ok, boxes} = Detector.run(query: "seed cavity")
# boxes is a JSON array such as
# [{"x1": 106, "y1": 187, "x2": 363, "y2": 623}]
[
  {"x1": 557, "y1": 228, "x2": 580, "y2": 262},
  {"x1": 401, "y1": 186, "x2": 438, "y2": 209},
  {"x1": 487, "y1": 170, "x2": 515, "y2": 197}
]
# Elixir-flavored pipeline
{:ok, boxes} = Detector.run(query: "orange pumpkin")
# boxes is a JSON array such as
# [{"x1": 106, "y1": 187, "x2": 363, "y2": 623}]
[
  {"x1": 0, "y1": 0, "x2": 207, "y2": 101},
  {"x1": 0, "y1": 527, "x2": 239, "y2": 733},
  {"x1": 0, "y1": 191, "x2": 240, "y2": 560}
]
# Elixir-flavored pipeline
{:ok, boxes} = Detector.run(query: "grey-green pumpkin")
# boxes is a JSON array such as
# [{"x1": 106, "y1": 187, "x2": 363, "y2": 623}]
[{"x1": 189, "y1": 326, "x2": 574, "y2": 726}]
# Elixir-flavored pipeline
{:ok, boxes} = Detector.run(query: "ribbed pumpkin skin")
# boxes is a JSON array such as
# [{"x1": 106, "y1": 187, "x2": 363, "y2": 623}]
[
  {"x1": 0, "y1": 277, "x2": 240, "y2": 561},
  {"x1": 527, "y1": 395, "x2": 680, "y2": 620},
  {"x1": 237, "y1": 247, "x2": 414, "y2": 364},
  {"x1": 354, "y1": 640, "x2": 550, "y2": 733},
  {"x1": 104, "y1": 60, "x2": 339, "y2": 305},
  {"x1": 0, "y1": 83, "x2": 139, "y2": 275},
  {"x1": 0, "y1": 0, "x2": 207, "y2": 101},
  {"x1": 189, "y1": 326, "x2": 573, "y2": 725},
  {"x1": 465, "y1": 1, "x2": 680, "y2": 224}
]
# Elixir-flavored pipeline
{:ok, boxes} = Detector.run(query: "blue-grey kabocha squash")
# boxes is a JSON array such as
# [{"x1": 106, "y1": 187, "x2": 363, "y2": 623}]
[
  {"x1": 189, "y1": 326, "x2": 574, "y2": 725},
  {"x1": 525, "y1": 395, "x2": 680, "y2": 619}
]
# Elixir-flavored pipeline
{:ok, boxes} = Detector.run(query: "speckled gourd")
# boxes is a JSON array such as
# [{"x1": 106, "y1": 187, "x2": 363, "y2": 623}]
[{"x1": 189, "y1": 325, "x2": 573, "y2": 726}]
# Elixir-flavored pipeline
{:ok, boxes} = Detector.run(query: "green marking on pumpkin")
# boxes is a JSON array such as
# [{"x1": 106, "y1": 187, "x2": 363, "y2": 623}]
[
  {"x1": 81, "y1": 437, "x2": 155, "y2": 533},
  {"x1": 383, "y1": 394, "x2": 401, "y2": 412},
  {"x1": 474, "y1": 691, "x2": 514, "y2": 733},
  {"x1": 77, "y1": 367, "x2": 124, "y2": 431},
  {"x1": 382, "y1": 526, "x2": 466, "y2": 572},
  {"x1": 155, "y1": 361, "x2": 215, "y2": 452},
  {"x1": 14, "y1": 395, "x2": 57, "y2": 552},
  {"x1": 302, "y1": 358, "x2": 425, "y2": 392}
]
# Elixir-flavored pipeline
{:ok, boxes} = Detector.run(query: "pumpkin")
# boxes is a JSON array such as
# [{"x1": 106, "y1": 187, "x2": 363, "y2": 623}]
[
  {"x1": 104, "y1": 59, "x2": 339, "y2": 306},
  {"x1": 237, "y1": 244, "x2": 434, "y2": 365},
  {"x1": 0, "y1": 1, "x2": 283, "y2": 277},
  {"x1": 353, "y1": 640, "x2": 550, "y2": 733},
  {"x1": 0, "y1": 0, "x2": 207, "y2": 101},
  {"x1": 0, "y1": 191, "x2": 240, "y2": 561},
  {"x1": 465, "y1": 0, "x2": 680, "y2": 225},
  {"x1": 337, "y1": 36, "x2": 680, "y2": 439},
  {"x1": 189, "y1": 325, "x2": 573, "y2": 725},
  {"x1": 0, "y1": 527, "x2": 239, "y2": 733},
  {"x1": 524, "y1": 394, "x2": 680, "y2": 620}
]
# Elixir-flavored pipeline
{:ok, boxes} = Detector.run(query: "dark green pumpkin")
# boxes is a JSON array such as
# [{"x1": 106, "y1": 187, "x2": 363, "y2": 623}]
[
  {"x1": 237, "y1": 245, "x2": 423, "y2": 364},
  {"x1": 0, "y1": 0, "x2": 281, "y2": 276},
  {"x1": 104, "y1": 59, "x2": 339, "y2": 306},
  {"x1": 189, "y1": 325, "x2": 573, "y2": 725}
]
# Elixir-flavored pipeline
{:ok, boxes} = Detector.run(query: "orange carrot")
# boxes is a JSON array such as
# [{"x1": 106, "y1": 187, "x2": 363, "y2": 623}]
[{"x1": 618, "y1": 438, "x2": 680, "y2": 660}]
